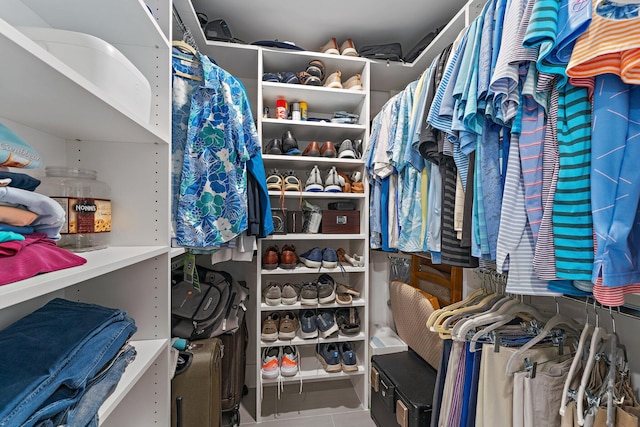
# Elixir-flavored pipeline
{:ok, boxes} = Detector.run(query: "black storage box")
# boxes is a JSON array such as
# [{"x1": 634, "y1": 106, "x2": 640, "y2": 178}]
[{"x1": 370, "y1": 349, "x2": 437, "y2": 427}]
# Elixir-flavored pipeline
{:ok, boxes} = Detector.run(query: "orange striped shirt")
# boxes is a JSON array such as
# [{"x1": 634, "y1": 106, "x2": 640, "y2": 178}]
[{"x1": 567, "y1": 1, "x2": 640, "y2": 84}]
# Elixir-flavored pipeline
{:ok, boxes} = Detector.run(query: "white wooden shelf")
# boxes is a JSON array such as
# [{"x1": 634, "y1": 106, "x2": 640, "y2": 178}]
[
  {"x1": 260, "y1": 298, "x2": 367, "y2": 311},
  {"x1": 261, "y1": 265, "x2": 366, "y2": 275},
  {"x1": 261, "y1": 331, "x2": 366, "y2": 348},
  {"x1": 98, "y1": 338, "x2": 168, "y2": 421},
  {"x1": 0, "y1": 246, "x2": 168, "y2": 310},
  {"x1": 261, "y1": 118, "x2": 366, "y2": 142},
  {"x1": 262, "y1": 83, "x2": 366, "y2": 114},
  {"x1": 262, "y1": 155, "x2": 364, "y2": 171},
  {"x1": 268, "y1": 191, "x2": 365, "y2": 199},
  {"x1": 262, "y1": 233, "x2": 366, "y2": 241},
  {"x1": 261, "y1": 365, "x2": 365, "y2": 385}
]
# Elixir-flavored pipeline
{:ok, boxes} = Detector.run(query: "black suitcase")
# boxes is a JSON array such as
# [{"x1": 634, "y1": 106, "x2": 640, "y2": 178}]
[
  {"x1": 220, "y1": 316, "x2": 249, "y2": 427},
  {"x1": 370, "y1": 349, "x2": 438, "y2": 427}
]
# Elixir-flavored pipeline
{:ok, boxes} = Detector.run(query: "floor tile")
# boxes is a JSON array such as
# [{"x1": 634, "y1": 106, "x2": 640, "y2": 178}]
[{"x1": 332, "y1": 410, "x2": 376, "y2": 427}]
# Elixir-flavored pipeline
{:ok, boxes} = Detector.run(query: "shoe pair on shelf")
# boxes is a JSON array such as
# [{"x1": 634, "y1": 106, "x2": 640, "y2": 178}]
[
  {"x1": 316, "y1": 342, "x2": 358, "y2": 373},
  {"x1": 261, "y1": 311, "x2": 299, "y2": 341},
  {"x1": 300, "y1": 306, "x2": 361, "y2": 339},
  {"x1": 305, "y1": 166, "x2": 344, "y2": 193},
  {"x1": 302, "y1": 140, "x2": 337, "y2": 158},
  {"x1": 297, "y1": 273, "x2": 337, "y2": 305},
  {"x1": 266, "y1": 169, "x2": 301, "y2": 192},
  {"x1": 320, "y1": 37, "x2": 358, "y2": 57},
  {"x1": 336, "y1": 248, "x2": 365, "y2": 267},
  {"x1": 262, "y1": 71, "x2": 299, "y2": 84},
  {"x1": 261, "y1": 345, "x2": 299, "y2": 379},
  {"x1": 263, "y1": 282, "x2": 300, "y2": 306},
  {"x1": 264, "y1": 130, "x2": 300, "y2": 155},
  {"x1": 263, "y1": 244, "x2": 298, "y2": 269},
  {"x1": 299, "y1": 247, "x2": 339, "y2": 268},
  {"x1": 324, "y1": 71, "x2": 363, "y2": 91}
]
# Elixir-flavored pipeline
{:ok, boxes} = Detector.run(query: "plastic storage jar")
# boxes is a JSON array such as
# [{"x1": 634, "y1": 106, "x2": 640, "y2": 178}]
[{"x1": 38, "y1": 167, "x2": 111, "y2": 252}]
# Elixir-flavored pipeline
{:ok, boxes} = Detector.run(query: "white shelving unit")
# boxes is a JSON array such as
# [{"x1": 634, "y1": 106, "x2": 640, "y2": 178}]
[
  {"x1": 251, "y1": 47, "x2": 371, "y2": 422},
  {"x1": 0, "y1": 1, "x2": 171, "y2": 426}
]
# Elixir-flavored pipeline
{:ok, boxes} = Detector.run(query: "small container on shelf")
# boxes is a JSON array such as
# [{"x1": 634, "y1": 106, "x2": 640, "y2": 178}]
[{"x1": 38, "y1": 167, "x2": 111, "y2": 252}]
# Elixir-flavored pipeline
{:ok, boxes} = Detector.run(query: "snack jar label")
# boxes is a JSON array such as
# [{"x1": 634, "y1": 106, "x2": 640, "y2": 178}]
[{"x1": 52, "y1": 197, "x2": 112, "y2": 234}]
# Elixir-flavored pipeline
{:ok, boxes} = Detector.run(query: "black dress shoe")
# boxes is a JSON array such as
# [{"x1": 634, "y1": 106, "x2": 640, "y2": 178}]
[
  {"x1": 281, "y1": 131, "x2": 301, "y2": 155},
  {"x1": 264, "y1": 138, "x2": 283, "y2": 155}
]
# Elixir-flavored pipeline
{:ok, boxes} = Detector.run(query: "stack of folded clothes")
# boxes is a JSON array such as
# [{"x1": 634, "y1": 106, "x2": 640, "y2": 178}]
[
  {"x1": 330, "y1": 111, "x2": 359, "y2": 124},
  {"x1": 0, "y1": 122, "x2": 86, "y2": 285},
  {"x1": 0, "y1": 298, "x2": 137, "y2": 426}
]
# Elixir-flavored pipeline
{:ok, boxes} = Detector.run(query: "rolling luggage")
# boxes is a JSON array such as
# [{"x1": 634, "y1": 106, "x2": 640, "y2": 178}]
[
  {"x1": 370, "y1": 349, "x2": 438, "y2": 427},
  {"x1": 220, "y1": 317, "x2": 249, "y2": 427},
  {"x1": 171, "y1": 337, "x2": 223, "y2": 427}
]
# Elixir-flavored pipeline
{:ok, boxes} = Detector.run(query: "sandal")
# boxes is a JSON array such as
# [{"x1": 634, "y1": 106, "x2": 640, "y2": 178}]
[
  {"x1": 324, "y1": 70, "x2": 342, "y2": 89},
  {"x1": 336, "y1": 282, "x2": 360, "y2": 298},
  {"x1": 296, "y1": 71, "x2": 322, "y2": 86},
  {"x1": 283, "y1": 171, "x2": 301, "y2": 191},
  {"x1": 266, "y1": 169, "x2": 282, "y2": 191},
  {"x1": 335, "y1": 307, "x2": 361, "y2": 336},
  {"x1": 306, "y1": 60, "x2": 325, "y2": 81}
]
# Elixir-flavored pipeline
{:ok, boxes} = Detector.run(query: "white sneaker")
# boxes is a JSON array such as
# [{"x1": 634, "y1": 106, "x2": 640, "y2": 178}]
[
  {"x1": 305, "y1": 165, "x2": 323, "y2": 192},
  {"x1": 261, "y1": 346, "x2": 281, "y2": 379},
  {"x1": 280, "y1": 345, "x2": 299, "y2": 377},
  {"x1": 324, "y1": 166, "x2": 343, "y2": 193}
]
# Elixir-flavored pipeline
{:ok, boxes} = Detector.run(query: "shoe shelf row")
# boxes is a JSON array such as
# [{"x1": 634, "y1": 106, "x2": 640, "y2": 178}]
[{"x1": 252, "y1": 46, "x2": 370, "y2": 420}]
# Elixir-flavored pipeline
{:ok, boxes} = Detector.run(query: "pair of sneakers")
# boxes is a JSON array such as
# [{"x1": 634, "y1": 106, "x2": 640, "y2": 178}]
[
  {"x1": 262, "y1": 282, "x2": 300, "y2": 306},
  {"x1": 261, "y1": 345, "x2": 299, "y2": 379},
  {"x1": 299, "y1": 248, "x2": 338, "y2": 269},
  {"x1": 305, "y1": 166, "x2": 344, "y2": 193},
  {"x1": 299, "y1": 274, "x2": 336, "y2": 305},
  {"x1": 315, "y1": 342, "x2": 358, "y2": 373},
  {"x1": 299, "y1": 308, "x2": 339, "y2": 339},
  {"x1": 261, "y1": 311, "x2": 299, "y2": 342}
]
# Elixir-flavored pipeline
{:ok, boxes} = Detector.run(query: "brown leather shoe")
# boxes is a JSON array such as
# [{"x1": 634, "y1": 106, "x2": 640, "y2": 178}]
[
  {"x1": 280, "y1": 244, "x2": 298, "y2": 269},
  {"x1": 263, "y1": 245, "x2": 279, "y2": 269},
  {"x1": 337, "y1": 171, "x2": 352, "y2": 193},
  {"x1": 320, "y1": 37, "x2": 339, "y2": 55},
  {"x1": 320, "y1": 141, "x2": 337, "y2": 158},
  {"x1": 302, "y1": 141, "x2": 321, "y2": 157}
]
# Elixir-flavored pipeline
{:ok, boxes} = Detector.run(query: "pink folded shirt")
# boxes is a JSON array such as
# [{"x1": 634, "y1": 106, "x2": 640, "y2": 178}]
[{"x1": 0, "y1": 233, "x2": 86, "y2": 285}]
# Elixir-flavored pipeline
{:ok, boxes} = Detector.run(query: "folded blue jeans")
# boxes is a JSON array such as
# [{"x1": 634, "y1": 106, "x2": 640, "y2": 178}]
[{"x1": 0, "y1": 298, "x2": 137, "y2": 427}]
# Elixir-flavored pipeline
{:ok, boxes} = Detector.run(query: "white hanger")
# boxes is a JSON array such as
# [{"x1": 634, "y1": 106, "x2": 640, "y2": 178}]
[
  {"x1": 576, "y1": 304, "x2": 610, "y2": 427},
  {"x1": 559, "y1": 299, "x2": 594, "y2": 417},
  {"x1": 505, "y1": 298, "x2": 581, "y2": 376},
  {"x1": 451, "y1": 294, "x2": 513, "y2": 340}
]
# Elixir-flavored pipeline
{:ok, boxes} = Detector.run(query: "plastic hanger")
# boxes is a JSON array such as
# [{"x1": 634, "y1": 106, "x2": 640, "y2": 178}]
[
  {"x1": 576, "y1": 305, "x2": 610, "y2": 426},
  {"x1": 427, "y1": 288, "x2": 486, "y2": 330},
  {"x1": 468, "y1": 297, "x2": 548, "y2": 351},
  {"x1": 172, "y1": 40, "x2": 199, "y2": 57},
  {"x1": 505, "y1": 298, "x2": 581, "y2": 376},
  {"x1": 431, "y1": 291, "x2": 499, "y2": 336},
  {"x1": 450, "y1": 293, "x2": 513, "y2": 340},
  {"x1": 559, "y1": 299, "x2": 594, "y2": 417}
]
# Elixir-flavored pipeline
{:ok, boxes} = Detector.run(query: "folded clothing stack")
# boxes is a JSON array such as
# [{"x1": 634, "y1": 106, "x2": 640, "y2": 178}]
[
  {"x1": 331, "y1": 111, "x2": 359, "y2": 124},
  {"x1": 0, "y1": 298, "x2": 137, "y2": 426},
  {"x1": 0, "y1": 121, "x2": 86, "y2": 286}
]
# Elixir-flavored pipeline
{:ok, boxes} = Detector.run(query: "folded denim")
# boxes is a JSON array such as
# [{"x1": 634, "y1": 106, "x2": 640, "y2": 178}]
[{"x1": 0, "y1": 298, "x2": 137, "y2": 427}]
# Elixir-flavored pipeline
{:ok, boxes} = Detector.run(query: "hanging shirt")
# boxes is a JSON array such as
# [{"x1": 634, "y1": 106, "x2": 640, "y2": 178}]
[
  {"x1": 567, "y1": 1, "x2": 640, "y2": 84},
  {"x1": 176, "y1": 53, "x2": 260, "y2": 248}
]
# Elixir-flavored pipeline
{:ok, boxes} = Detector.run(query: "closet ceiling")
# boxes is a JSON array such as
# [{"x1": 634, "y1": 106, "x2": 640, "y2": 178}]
[{"x1": 190, "y1": 0, "x2": 468, "y2": 56}]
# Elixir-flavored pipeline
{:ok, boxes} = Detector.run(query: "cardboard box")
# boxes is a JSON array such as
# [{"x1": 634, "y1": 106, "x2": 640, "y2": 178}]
[
  {"x1": 321, "y1": 210, "x2": 360, "y2": 234},
  {"x1": 286, "y1": 210, "x2": 304, "y2": 234}
]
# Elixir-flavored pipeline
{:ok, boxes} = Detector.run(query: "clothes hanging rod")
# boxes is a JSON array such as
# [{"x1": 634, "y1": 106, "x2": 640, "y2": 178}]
[{"x1": 561, "y1": 295, "x2": 640, "y2": 322}]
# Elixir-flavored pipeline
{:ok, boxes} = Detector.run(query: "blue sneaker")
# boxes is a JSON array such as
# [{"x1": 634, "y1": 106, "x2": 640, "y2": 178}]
[
  {"x1": 321, "y1": 248, "x2": 338, "y2": 268},
  {"x1": 316, "y1": 309, "x2": 338, "y2": 338},
  {"x1": 338, "y1": 342, "x2": 358, "y2": 372},
  {"x1": 316, "y1": 343, "x2": 341, "y2": 373},
  {"x1": 299, "y1": 247, "x2": 322, "y2": 268},
  {"x1": 299, "y1": 309, "x2": 318, "y2": 339}
]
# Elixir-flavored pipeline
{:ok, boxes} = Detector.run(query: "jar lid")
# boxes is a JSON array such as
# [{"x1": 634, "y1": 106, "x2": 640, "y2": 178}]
[{"x1": 45, "y1": 166, "x2": 97, "y2": 180}]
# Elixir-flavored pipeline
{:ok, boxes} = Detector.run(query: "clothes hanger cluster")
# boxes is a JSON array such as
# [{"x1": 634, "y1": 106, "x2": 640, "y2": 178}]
[
  {"x1": 559, "y1": 301, "x2": 638, "y2": 427},
  {"x1": 172, "y1": 5, "x2": 203, "y2": 82},
  {"x1": 426, "y1": 268, "x2": 579, "y2": 364}
]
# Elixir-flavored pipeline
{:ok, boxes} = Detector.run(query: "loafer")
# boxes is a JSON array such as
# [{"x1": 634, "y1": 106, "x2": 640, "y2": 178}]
[
  {"x1": 280, "y1": 244, "x2": 298, "y2": 269},
  {"x1": 263, "y1": 245, "x2": 279, "y2": 269},
  {"x1": 324, "y1": 70, "x2": 342, "y2": 89},
  {"x1": 340, "y1": 39, "x2": 358, "y2": 57},
  {"x1": 320, "y1": 37, "x2": 340, "y2": 55},
  {"x1": 320, "y1": 141, "x2": 337, "y2": 158},
  {"x1": 343, "y1": 73, "x2": 363, "y2": 91},
  {"x1": 264, "y1": 138, "x2": 283, "y2": 155},
  {"x1": 282, "y1": 130, "x2": 301, "y2": 155},
  {"x1": 302, "y1": 141, "x2": 321, "y2": 157}
]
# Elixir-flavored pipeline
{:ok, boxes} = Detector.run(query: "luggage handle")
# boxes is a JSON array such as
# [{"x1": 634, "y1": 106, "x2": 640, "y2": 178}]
[
  {"x1": 396, "y1": 399, "x2": 409, "y2": 427},
  {"x1": 371, "y1": 367, "x2": 379, "y2": 393},
  {"x1": 176, "y1": 396, "x2": 183, "y2": 427}
]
